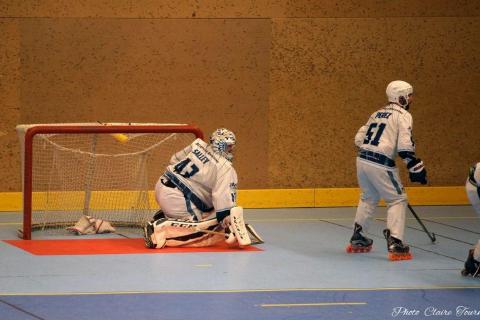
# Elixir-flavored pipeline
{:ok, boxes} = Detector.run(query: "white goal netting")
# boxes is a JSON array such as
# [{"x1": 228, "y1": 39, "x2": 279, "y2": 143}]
[{"x1": 17, "y1": 123, "x2": 203, "y2": 239}]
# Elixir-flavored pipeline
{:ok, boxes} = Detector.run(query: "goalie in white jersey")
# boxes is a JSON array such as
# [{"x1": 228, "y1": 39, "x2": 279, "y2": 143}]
[
  {"x1": 462, "y1": 162, "x2": 480, "y2": 277},
  {"x1": 346, "y1": 80, "x2": 427, "y2": 261},
  {"x1": 143, "y1": 128, "x2": 253, "y2": 249}
]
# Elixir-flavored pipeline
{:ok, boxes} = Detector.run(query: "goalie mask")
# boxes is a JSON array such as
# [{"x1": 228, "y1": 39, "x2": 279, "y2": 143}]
[
  {"x1": 209, "y1": 128, "x2": 236, "y2": 161},
  {"x1": 386, "y1": 80, "x2": 413, "y2": 109}
]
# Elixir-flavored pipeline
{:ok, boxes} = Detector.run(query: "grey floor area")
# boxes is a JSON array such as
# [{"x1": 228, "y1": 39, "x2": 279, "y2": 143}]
[{"x1": 0, "y1": 206, "x2": 479, "y2": 320}]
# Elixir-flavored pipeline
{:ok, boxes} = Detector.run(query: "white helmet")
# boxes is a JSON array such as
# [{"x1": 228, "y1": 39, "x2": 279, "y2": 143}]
[
  {"x1": 209, "y1": 128, "x2": 236, "y2": 161},
  {"x1": 386, "y1": 80, "x2": 413, "y2": 108}
]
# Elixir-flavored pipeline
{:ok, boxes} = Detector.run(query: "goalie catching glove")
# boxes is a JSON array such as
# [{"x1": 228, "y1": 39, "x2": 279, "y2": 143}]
[{"x1": 407, "y1": 158, "x2": 427, "y2": 184}]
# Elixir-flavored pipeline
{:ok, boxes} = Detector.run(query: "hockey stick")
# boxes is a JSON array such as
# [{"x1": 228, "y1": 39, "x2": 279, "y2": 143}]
[
  {"x1": 196, "y1": 224, "x2": 264, "y2": 245},
  {"x1": 408, "y1": 204, "x2": 436, "y2": 243},
  {"x1": 245, "y1": 223, "x2": 264, "y2": 244},
  {"x1": 96, "y1": 121, "x2": 130, "y2": 142}
]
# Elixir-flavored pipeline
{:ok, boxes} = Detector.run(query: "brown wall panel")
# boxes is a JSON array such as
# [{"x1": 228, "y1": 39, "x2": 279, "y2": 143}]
[
  {"x1": 269, "y1": 17, "x2": 480, "y2": 188},
  {"x1": 0, "y1": 20, "x2": 22, "y2": 191},
  {"x1": 0, "y1": 0, "x2": 286, "y2": 18},
  {"x1": 1, "y1": 1, "x2": 479, "y2": 18},
  {"x1": 284, "y1": 1, "x2": 480, "y2": 18},
  {"x1": 16, "y1": 18, "x2": 270, "y2": 190},
  {"x1": 0, "y1": 1, "x2": 479, "y2": 192}
]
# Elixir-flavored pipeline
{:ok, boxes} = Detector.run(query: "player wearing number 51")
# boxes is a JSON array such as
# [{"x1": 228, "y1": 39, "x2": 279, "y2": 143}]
[
  {"x1": 144, "y1": 128, "x2": 256, "y2": 249},
  {"x1": 346, "y1": 80, "x2": 427, "y2": 261}
]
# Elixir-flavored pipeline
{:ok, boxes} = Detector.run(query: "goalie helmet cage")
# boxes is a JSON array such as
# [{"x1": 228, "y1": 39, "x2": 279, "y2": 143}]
[{"x1": 17, "y1": 123, "x2": 204, "y2": 240}]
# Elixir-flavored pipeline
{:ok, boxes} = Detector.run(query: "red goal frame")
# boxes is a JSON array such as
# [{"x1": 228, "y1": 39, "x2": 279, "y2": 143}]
[{"x1": 19, "y1": 123, "x2": 204, "y2": 240}]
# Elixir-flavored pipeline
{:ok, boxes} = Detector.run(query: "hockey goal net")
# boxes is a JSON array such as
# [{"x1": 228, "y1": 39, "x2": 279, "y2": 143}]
[{"x1": 17, "y1": 123, "x2": 203, "y2": 240}]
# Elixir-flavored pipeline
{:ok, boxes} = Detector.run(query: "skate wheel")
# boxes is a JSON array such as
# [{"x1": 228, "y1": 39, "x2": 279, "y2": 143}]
[
  {"x1": 346, "y1": 244, "x2": 372, "y2": 253},
  {"x1": 388, "y1": 252, "x2": 413, "y2": 261}
]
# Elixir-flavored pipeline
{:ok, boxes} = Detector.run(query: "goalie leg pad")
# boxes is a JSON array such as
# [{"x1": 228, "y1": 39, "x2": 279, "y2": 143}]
[
  {"x1": 224, "y1": 223, "x2": 264, "y2": 246},
  {"x1": 149, "y1": 218, "x2": 220, "y2": 248},
  {"x1": 147, "y1": 214, "x2": 258, "y2": 248},
  {"x1": 228, "y1": 206, "x2": 251, "y2": 246},
  {"x1": 224, "y1": 226, "x2": 237, "y2": 245},
  {"x1": 143, "y1": 221, "x2": 159, "y2": 249},
  {"x1": 178, "y1": 224, "x2": 226, "y2": 247}
]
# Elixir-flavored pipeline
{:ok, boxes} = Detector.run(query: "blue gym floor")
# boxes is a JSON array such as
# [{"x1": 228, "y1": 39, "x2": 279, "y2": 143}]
[{"x1": 1, "y1": 206, "x2": 479, "y2": 320}]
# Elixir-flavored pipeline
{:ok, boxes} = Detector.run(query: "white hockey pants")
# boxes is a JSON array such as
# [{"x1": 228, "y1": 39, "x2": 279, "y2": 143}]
[
  {"x1": 354, "y1": 159, "x2": 408, "y2": 241},
  {"x1": 155, "y1": 179, "x2": 214, "y2": 222}
]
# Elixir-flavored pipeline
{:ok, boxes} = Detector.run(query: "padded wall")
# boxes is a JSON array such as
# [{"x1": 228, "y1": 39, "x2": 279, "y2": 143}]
[{"x1": 0, "y1": 1, "x2": 479, "y2": 191}]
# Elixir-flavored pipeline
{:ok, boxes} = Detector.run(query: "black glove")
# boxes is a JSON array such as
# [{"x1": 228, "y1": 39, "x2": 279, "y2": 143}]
[{"x1": 407, "y1": 158, "x2": 427, "y2": 184}]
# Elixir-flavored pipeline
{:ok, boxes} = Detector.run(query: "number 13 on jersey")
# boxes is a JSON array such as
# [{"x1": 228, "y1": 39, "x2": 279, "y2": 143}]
[{"x1": 173, "y1": 158, "x2": 199, "y2": 178}]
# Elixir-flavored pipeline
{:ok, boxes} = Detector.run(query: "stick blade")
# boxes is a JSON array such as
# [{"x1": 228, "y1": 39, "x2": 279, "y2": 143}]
[{"x1": 245, "y1": 224, "x2": 264, "y2": 245}]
